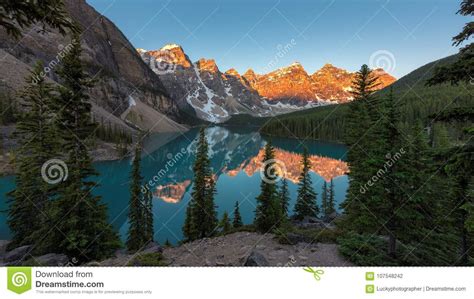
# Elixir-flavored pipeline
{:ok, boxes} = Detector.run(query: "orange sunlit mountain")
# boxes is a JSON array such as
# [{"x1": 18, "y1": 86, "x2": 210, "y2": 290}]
[
  {"x1": 153, "y1": 147, "x2": 348, "y2": 204},
  {"x1": 229, "y1": 147, "x2": 348, "y2": 183},
  {"x1": 154, "y1": 180, "x2": 191, "y2": 203},
  {"x1": 137, "y1": 44, "x2": 396, "y2": 122}
]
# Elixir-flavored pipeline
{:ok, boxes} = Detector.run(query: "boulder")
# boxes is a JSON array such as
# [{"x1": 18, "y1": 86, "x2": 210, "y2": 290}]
[
  {"x1": 284, "y1": 233, "x2": 311, "y2": 245},
  {"x1": 302, "y1": 216, "x2": 321, "y2": 224},
  {"x1": 0, "y1": 240, "x2": 10, "y2": 256},
  {"x1": 141, "y1": 242, "x2": 163, "y2": 254},
  {"x1": 323, "y1": 212, "x2": 339, "y2": 223},
  {"x1": 291, "y1": 216, "x2": 325, "y2": 228},
  {"x1": 3, "y1": 245, "x2": 32, "y2": 263},
  {"x1": 34, "y1": 253, "x2": 69, "y2": 266},
  {"x1": 244, "y1": 251, "x2": 269, "y2": 266}
]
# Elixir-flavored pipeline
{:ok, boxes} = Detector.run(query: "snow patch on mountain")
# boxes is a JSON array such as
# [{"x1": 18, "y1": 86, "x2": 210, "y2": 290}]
[
  {"x1": 181, "y1": 64, "x2": 230, "y2": 122},
  {"x1": 161, "y1": 44, "x2": 181, "y2": 51},
  {"x1": 128, "y1": 95, "x2": 136, "y2": 107}
]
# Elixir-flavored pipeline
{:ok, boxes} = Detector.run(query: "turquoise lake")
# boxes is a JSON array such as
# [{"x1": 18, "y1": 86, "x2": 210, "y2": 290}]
[{"x1": 0, "y1": 127, "x2": 348, "y2": 245}]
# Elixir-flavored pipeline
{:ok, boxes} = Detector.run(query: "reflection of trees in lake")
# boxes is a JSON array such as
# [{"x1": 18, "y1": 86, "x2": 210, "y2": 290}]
[{"x1": 148, "y1": 127, "x2": 348, "y2": 203}]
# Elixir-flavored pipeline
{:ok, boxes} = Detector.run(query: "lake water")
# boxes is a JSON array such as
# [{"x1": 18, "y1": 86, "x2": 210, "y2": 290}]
[{"x1": 0, "y1": 126, "x2": 348, "y2": 245}]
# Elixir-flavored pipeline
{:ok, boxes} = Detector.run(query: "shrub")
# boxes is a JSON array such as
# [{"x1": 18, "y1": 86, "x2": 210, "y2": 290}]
[
  {"x1": 338, "y1": 232, "x2": 397, "y2": 266},
  {"x1": 127, "y1": 253, "x2": 166, "y2": 266}
]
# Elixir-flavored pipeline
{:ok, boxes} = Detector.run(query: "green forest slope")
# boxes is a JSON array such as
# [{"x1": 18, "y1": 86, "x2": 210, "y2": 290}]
[{"x1": 259, "y1": 54, "x2": 473, "y2": 142}]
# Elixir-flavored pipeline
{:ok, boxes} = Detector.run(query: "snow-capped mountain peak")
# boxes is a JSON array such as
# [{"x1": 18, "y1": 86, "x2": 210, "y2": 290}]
[
  {"x1": 138, "y1": 44, "x2": 396, "y2": 123},
  {"x1": 160, "y1": 43, "x2": 182, "y2": 51}
]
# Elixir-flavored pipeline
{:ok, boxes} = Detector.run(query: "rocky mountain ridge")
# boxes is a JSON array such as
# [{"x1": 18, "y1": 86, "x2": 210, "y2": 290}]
[
  {"x1": 139, "y1": 44, "x2": 396, "y2": 122},
  {"x1": 0, "y1": 0, "x2": 187, "y2": 134}
]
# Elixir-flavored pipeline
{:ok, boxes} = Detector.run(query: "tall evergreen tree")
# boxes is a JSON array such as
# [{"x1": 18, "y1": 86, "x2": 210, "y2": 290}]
[
  {"x1": 294, "y1": 148, "x2": 319, "y2": 220},
  {"x1": 219, "y1": 211, "x2": 232, "y2": 234},
  {"x1": 427, "y1": 0, "x2": 474, "y2": 265},
  {"x1": 428, "y1": 0, "x2": 473, "y2": 86},
  {"x1": 143, "y1": 189, "x2": 154, "y2": 244},
  {"x1": 462, "y1": 177, "x2": 474, "y2": 234},
  {"x1": 43, "y1": 35, "x2": 119, "y2": 261},
  {"x1": 182, "y1": 202, "x2": 195, "y2": 241},
  {"x1": 126, "y1": 142, "x2": 148, "y2": 252},
  {"x1": 0, "y1": 0, "x2": 78, "y2": 38},
  {"x1": 232, "y1": 201, "x2": 243, "y2": 228},
  {"x1": 395, "y1": 123, "x2": 457, "y2": 265},
  {"x1": 321, "y1": 181, "x2": 329, "y2": 217},
  {"x1": 203, "y1": 177, "x2": 218, "y2": 236},
  {"x1": 432, "y1": 124, "x2": 451, "y2": 150},
  {"x1": 7, "y1": 61, "x2": 57, "y2": 248},
  {"x1": 444, "y1": 143, "x2": 474, "y2": 265},
  {"x1": 379, "y1": 89, "x2": 404, "y2": 257},
  {"x1": 327, "y1": 179, "x2": 336, "y2": 216},
  {"x1": 182, "y1": 128, "x2": 218, "y2": 241},
  {"x1": 254, "y1": 140, "x2": 283, "y2": 232},
  {"x1": 341, "y1": 64, "x2": 382, "y2": 233},
  {"x1": 279, "y1": 178, "x2": 290, "y2": 219}
]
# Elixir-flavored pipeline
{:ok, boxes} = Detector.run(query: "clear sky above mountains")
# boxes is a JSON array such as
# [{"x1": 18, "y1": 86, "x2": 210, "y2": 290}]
[{"x1": 87, "y1": 0, "x2": 466, "y2": 78}]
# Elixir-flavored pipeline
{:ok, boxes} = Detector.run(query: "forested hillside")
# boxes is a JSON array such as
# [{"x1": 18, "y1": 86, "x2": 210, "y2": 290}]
[{"x1": 260, "y1": 54, "x2": 473, "y2": 143}]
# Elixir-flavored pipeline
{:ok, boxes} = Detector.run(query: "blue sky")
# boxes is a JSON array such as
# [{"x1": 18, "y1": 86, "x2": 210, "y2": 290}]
[{"x1": 87, "y1": 0, "x2": 467, "y2": 78}]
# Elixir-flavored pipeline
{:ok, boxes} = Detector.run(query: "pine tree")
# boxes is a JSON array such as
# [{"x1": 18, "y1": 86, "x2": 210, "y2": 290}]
[
  {"x1": 432, "y1": 124, "x2": 451, "y2": 150},
  {"x1": 182, "y1": 128, "x2": 218, "y2": 241},
  {"x1": 462, "y1": 177, "x2": 474, "y2": 234},
  {"x1": 127, "y1": 142, "x2": 145, "y2": 251},
  {"x1": 254, "y1": 141, "x2": 283, "y2": 232},
  {"x1": 232, "y1": 201, "x2": 243, "y2": 228},
  {"x1": 294, "y1": 148, "x2": 319, "y2": 220},
  {"x1": 444, "y1": 142, "x2": 474, "y2": 265},
  {"x1": 43, "y1": 35, "x2": 120, "y2": 261},
  {"x1": 143, "y1": 188, "x2": 154, "y2": 244},
  {"x1": 395, "y1": 123, "x2": 457, "y2": 265},
  {"x1": 203, "y1": 177, "x2": 218, "y2": 236},
  {"x1": 279, "y1": 178, "x2": 290, "y2": 219},
  {"x1": 7, "y1": 61, "x2": 57, "y2": 249},
  {"x1": 182, "y1": 202, "x2": 195, "y2": 241},
  {"x1": 321, "y1": 181, "x2": 328, "y2": 217},
  {"x1": 327, "y1": 179, "x2": 336, "y2": 216},
  {"x1": 341, "y1": 64, "x2": 382, "y2": 233},
  {"x1": 425, "y1": 0, "x2": 474, "y2": 265},
  {"x1": 428, "y1": 0, "x2": 473, "y2": 86},
  {"x1": 220, "y1": 211, "x2": 232, "y2": 234},
  {"x1": 0, "y1": 0, "x2": 78, "y2": 38},
  {"x1": 380, "y1": 89, "x2": 404, "y2": 257}
]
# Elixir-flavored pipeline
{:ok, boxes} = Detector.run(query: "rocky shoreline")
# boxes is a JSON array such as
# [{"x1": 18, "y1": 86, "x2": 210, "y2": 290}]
[
  {"x1": 0, "y1": 146, "x2": 126, "y2": 176},
  {"x1": 0, "y1": 216, "x2": 352, "y2": 267}
]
